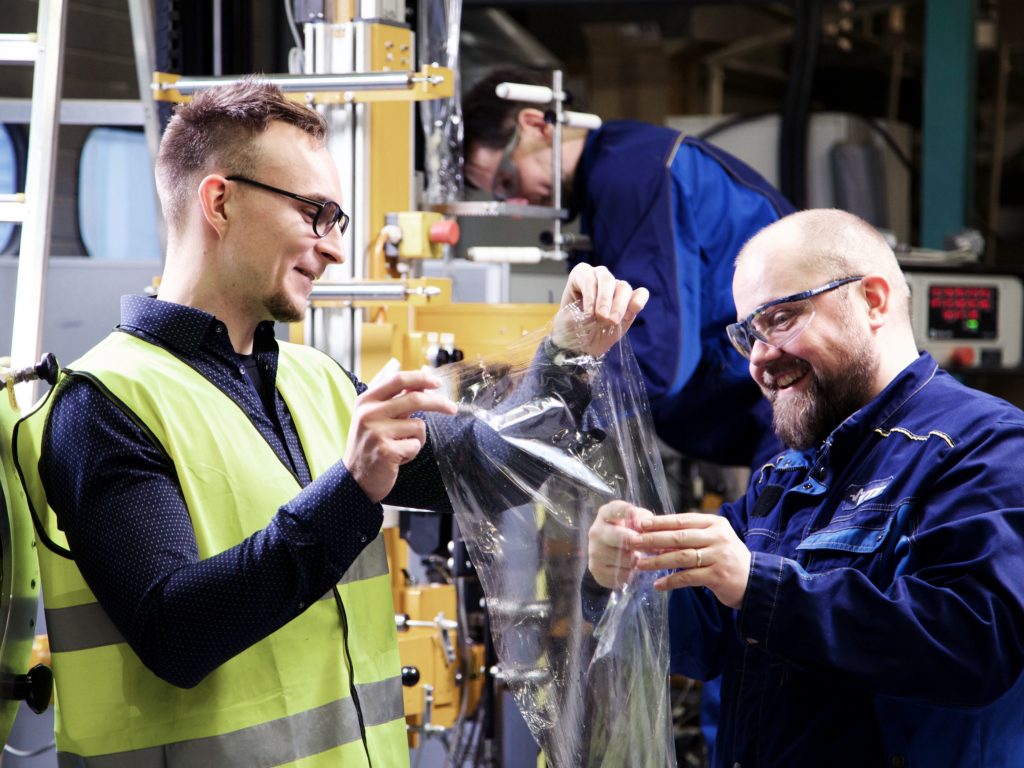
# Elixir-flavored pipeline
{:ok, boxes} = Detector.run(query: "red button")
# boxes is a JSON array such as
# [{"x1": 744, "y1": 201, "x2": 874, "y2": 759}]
[
  {"x1": 429, "y1": 219, "x2": 461, "y2": 245},
  {"x1": 950, "y1": 347, "x2": 975, "y2": 368}
]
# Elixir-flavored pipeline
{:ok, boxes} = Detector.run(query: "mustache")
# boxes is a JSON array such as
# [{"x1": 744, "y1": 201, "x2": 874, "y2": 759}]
[{"x1": 760, "y1": 358, "x2": 811, "y2": 390}]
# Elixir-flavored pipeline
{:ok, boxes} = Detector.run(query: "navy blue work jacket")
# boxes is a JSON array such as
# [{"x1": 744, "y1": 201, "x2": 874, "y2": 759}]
[
  {"x1": 570, "y1": 121, "x2": 794, "y2": 467},
  {"x1": 669, "y1": 353, "x2": 1024, "y2": 767}
]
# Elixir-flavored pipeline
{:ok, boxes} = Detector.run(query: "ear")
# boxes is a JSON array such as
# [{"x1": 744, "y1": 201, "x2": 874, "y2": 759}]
[
  {"x1": 516, "y1": 107, "x2": 552, "y2": 140},
  {"x1": 860, "y1": 274, "x2": 891, "y2": 330},
  {"x1": 197, "y1": 174, "x2": 230, "y2": 238}
]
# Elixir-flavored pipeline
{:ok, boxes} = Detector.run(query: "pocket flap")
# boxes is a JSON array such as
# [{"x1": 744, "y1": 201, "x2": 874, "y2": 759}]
[{"x1": 796, "y1": 504, "x2": 898, "y2": 554}]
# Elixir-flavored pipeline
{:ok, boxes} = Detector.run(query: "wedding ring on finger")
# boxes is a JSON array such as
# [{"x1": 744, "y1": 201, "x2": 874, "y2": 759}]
[{"x1": 695, "y1": 549, "x2": 702, "y2": 569}]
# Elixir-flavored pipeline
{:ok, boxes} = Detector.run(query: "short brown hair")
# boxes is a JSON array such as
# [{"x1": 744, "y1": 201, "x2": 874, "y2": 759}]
[
  {"x1": 155, "y1": 77, "x2": 328, "y2": 230},
  {"x1": 462, "y1": 66, "x2": 551, "y2": 155}
]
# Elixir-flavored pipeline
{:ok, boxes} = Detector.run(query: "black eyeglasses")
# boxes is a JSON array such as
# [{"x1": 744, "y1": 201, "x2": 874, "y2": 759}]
[
  {"x1": 226, "y1": 176, "x2": 350, "y2": 239},
  {"x1": 726, "y1": 276, "x2": 865, "y2": 359}
]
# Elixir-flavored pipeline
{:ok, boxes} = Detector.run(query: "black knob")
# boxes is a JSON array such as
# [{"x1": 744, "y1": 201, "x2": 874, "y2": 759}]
[
  {"x1": 34, "y1": 353, "x2": 58, "y2": 386},
  {"x1": 12, "y1": 664, "x2": 53, "y2": 714},
  {"x1": 401, "y1": 665, "x2": 420, "y2": 687}
]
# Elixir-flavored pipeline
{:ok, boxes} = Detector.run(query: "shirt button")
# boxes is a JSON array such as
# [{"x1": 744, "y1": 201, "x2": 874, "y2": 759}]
[
  {"x1": 802, "y1": 483, "x2": 813, "y2": 490},
  {"x1": 215, "y1": 325, "x2": 223, "y2": 333},
  {"x1": 360, "y1": 534, "x2": 369, "y2": 543},
  {"x1": 297, "y1": 601, "x2": 306, "y2": 610}
]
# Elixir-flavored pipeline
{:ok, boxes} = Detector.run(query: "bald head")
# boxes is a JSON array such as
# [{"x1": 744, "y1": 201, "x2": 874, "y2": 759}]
[
  {"x1": 731, "y1": 210, "x2": 920, "y2": 443},
  {"x1": 735, "y1": 209, "x2": 911, "y2": 330}
]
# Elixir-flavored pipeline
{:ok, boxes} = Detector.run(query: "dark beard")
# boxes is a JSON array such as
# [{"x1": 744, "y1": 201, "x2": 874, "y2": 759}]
[{"x1": 768, "y1": 339, "x2": 877, "y2": 451}]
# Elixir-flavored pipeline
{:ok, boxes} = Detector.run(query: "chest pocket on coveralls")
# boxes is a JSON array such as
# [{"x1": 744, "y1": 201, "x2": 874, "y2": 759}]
[{"x1": 795, "y1": 479, "x2": 904, "y2": 571}]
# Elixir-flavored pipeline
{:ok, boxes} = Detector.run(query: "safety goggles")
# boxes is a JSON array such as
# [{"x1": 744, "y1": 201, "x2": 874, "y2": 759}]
[
  {"x1": 491, "y1": 127, "x2": 521, "y2": 201},
  {"x1": 726, "y1": 276, "x2": 864, "y2": 359}
]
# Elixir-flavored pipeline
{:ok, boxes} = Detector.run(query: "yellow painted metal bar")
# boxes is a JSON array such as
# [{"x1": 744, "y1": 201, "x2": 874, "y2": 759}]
[
  {"x1": 367, "y1": 24, "x2": 414, "y2": 280},
  {"x1": 152, "y1": 65, "x2": 453, "y2": 104}
]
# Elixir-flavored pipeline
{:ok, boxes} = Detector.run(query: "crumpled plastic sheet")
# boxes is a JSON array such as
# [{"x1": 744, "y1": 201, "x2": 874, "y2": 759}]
[{"x1": 427, "y1": 304, "x2": 676, "y2": 767}]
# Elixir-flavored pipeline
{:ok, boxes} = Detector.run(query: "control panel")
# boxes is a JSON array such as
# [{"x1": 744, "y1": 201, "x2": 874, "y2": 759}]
[{"x1": 904, "y1": 271, "x2": 1023, "y2": 368}]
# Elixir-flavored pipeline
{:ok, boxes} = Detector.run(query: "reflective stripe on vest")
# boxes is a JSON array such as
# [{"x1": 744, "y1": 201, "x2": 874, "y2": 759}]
[
  {"x1": 46, "y1": 536, "x2": 390, "y2": 653},
  {"x1": 17, "y1": 332, "x2": 408, "y2": 767},
  {"x1": 56, "y1": 677, "x2": 405, "y2": 768}
]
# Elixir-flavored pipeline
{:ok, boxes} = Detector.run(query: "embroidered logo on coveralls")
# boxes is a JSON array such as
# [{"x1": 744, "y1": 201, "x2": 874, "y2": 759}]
[{"x1": 844, "y1": 477, "x2": 893, "y2": 508}]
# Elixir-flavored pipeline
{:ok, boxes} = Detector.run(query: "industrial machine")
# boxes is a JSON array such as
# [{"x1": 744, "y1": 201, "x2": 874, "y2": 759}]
[{"x1": 903, "y1": 269, "x2": 1023, "y2": 369}]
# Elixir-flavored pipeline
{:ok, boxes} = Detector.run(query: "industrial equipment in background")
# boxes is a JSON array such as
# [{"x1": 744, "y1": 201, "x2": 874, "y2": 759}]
[{"x1": 903, "y1": 268, "x2": 1023, "y2": 370}]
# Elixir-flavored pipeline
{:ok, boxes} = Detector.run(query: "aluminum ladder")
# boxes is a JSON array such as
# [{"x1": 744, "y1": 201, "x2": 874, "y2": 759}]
[{"x1": 1, "y1": 0, "x2": 67, "y2": 408}]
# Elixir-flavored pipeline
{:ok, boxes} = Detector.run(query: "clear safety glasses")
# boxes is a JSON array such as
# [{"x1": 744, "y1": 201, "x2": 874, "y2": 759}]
[
  {"x1": 726, "y1": 276, "x2": 864, "y2": 359},
  {"x1": 491, "y1": 127, "x2": 521, "y2": 201}
]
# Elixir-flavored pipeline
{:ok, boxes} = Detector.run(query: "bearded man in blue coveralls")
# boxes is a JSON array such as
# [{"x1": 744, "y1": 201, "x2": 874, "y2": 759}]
[
  {"x1": 464, "y1": 66, "x2": 794, "y2": 756},
  {"x1": 588, "y1": 208, "x2": 1024, "y2": 767}
]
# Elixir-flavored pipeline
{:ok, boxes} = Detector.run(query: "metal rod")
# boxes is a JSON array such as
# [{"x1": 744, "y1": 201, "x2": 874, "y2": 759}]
[
  {"x1": 309, "y1": 282, "x2": 443, "y2": 301},
  {"x1": 126, "y1": 0, "x2": 167, "y2": 256},
  {"x1": 212, "y1": 0, "x2": 222, "y2": 77},
  {"x1": 161, "y1": 71, "x2": 415, "y2": 96},
  {"x1": 551, "y1": 70, "x2": 563, "y2": 252}
]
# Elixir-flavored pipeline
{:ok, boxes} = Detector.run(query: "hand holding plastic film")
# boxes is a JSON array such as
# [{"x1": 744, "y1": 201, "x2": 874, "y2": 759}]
[{"x1": 427, "y1": 304, "x2": 676, "y2": 767}]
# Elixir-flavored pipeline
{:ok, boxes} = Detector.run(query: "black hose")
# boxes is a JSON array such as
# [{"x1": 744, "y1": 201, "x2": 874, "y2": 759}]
[{"x1": 780, "y1": 0, "x2": 822, "y2": 208}]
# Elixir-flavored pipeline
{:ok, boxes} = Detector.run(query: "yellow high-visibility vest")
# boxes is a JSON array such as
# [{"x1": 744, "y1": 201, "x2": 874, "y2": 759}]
[{"x1": 15, "y1": 331, "x2": 409, "y2": 767}]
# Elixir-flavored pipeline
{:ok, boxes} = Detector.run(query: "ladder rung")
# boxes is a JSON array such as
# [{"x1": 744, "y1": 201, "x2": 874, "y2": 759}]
[
  {"x1": 0, "y1": 33, "x2": 39, "y2": 65},
  {"x1": 0, "y1": 98, "x2": 147, "y2": 126},
  {"x1": 0, "y1": 194, "x2": 27, "y2": 224}
]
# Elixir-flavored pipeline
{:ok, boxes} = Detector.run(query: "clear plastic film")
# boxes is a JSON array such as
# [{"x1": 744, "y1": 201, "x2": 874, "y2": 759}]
[{"x1": 427, "y1": 304, "x2": 676, "y2": 767}]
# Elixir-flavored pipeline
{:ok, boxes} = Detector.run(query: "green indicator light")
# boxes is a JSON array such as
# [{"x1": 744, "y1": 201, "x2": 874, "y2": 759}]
[{"x1": 966, "y1": 319, "x2": 979, "y2": 330}]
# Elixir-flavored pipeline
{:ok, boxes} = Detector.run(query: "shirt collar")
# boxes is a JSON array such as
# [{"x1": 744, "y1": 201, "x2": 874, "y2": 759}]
[
  {"x1": 824, "y1": 352, "x2": 939, "y2": 456},
  {"x1": 118, "y1": 295, "x2": 278, "y2": 357}
]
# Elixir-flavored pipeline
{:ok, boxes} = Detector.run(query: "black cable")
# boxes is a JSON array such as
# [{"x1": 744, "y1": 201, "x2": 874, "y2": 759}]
[
  {"x1": 857, "y1": 115, "x2": 915, "y2": 175},
  {"x1": 693, "y1": 111, "x2": 773, "y2": 144},
  {"x1": 779, "y1": 0, "x2": 822, "y2": 208}
]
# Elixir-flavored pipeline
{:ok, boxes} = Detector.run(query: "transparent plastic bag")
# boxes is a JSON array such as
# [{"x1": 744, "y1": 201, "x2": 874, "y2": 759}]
[{"x1": 427, "y1": 304, "x2": 676, "y2": 767}]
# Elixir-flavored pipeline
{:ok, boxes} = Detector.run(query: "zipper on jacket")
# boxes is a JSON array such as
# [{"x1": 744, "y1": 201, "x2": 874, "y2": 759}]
[{"x1": 334, "y1": 585, "x2": 372, "y2": 766}]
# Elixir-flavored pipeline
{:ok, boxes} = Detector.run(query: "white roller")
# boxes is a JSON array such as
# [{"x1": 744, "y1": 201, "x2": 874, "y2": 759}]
[
  {"x1": 495, "y1": 82, "x2": 557, "y2": 104},
  {"x1": 563, "y1": 111, "x2": 602, "y2": 130},
  {"x1": 467, "y1": 246, "x2": 544, "y2": 264}
]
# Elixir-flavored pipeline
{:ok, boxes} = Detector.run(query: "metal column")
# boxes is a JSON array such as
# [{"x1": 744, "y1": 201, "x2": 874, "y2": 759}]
[{"x1": 921, "y1": 0, "x2": 977, "y2": 248}]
